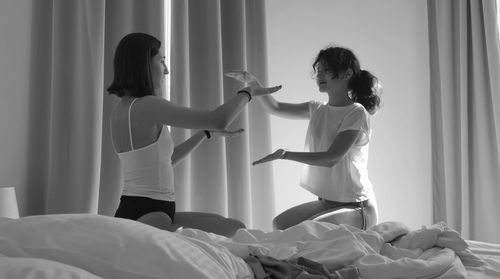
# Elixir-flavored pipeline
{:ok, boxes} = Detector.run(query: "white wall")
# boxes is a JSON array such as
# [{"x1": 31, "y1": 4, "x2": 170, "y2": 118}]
[{"x1": 265, "y1": 0, "x2": 432, "y2": 229}]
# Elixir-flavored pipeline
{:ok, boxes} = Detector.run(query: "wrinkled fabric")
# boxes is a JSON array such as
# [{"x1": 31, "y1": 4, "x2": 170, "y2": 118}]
[
  {"x1": 245, "y1": 254, "x2": 361, "y2": 279},
  {"x1": 179, "y1": 220, "x2": 480, "y2": 279}
]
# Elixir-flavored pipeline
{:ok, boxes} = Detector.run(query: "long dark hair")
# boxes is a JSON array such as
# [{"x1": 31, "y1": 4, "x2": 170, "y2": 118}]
[
  {"x1": 107, "y1": 33, "x2": 161, "y2": 97},
  {"x1": 312, "y1": 46, "x2": 381, "y2": 114}
]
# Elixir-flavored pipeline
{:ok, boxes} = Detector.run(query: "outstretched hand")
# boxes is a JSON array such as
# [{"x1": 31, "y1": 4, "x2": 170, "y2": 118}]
[
  {"x1": 243, "y1": 84, "x2": 282, "y2": 97},
  {"x1": 225, "y1": 71, "x2": 263, "y2": 87},
  {"x1": 252, "y1": 149, "x2": 287, "y2": 166},
  {"x1": 208, "y1": 128, "x2": 245, "y2": 138},
  {"x1": 225, "y1": 70, "x2": 282, "y2": 97}
]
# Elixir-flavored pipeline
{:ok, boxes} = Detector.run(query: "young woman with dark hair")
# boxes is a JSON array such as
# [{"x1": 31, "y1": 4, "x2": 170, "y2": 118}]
[
  {"x1": 108, "y1": 33, "x2": 281, "y2": 236},
  {"x1": 227, "y1": 45, "x2": 381, "y2": 230}
]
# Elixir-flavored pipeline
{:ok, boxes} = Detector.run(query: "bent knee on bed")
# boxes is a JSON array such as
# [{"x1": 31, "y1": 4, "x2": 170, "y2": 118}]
[
  {"x1": 312, "y1": 208, "x2": 365, "y2": 228},
  {"x1": 137, "y1": 212, "x2": 180, "y2": 231}
]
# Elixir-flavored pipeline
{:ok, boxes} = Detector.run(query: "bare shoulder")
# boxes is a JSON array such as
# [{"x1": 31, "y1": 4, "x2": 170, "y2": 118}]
[
  {"x1": 137, "y1": 95, "x2": 164, "y2": 104},
  {"x1": 132, "y1": 95, "x2": 178, "y2": 125},
  {"x1": 132, "y1": 95, "x2": 165, "y2": 112}
]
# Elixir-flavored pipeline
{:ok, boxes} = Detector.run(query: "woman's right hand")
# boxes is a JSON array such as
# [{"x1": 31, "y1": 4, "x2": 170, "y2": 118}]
[{"x1": 226, "y1": 70, "x2": 282, "y2": 97}]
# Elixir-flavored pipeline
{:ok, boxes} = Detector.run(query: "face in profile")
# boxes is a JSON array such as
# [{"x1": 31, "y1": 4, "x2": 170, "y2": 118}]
[
  {"x1": 150, "y1": 51, "x2": 169, "y2": 92},
  {"x1": 316, "y1": 62, "x2": 333, "y2": 92},
  {"x1": 316, "y1": 61, "x2": 352, "y2": 94}
]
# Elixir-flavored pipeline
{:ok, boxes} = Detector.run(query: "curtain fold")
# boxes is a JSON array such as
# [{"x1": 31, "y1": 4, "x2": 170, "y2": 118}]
[
  {"x1": 171, "y1": 0, "x2": 275, "y2": 230},
  {"x1": 24, "y1": 0, "x2": 164, "y2": 216},
  {"x1": 428, "y1": 0, "x2": 500, "y2": 242},
  {"x1": 26, "y1": 0, "x2": 105, "y2": 214},
  {"x1": 244, "y1": 0, "x2": 276, "y2": 231},
  {"x1": 24, "y1": 0, "x2": 274, "y2": 231}
]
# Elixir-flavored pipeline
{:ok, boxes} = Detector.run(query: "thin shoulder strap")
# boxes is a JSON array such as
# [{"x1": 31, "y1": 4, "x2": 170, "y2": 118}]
[{"x1": 128, "y1": 98, "x2": 139, "y2": 150}]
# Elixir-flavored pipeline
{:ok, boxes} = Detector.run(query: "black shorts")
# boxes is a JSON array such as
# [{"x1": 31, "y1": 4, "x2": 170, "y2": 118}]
[{"x1": 114, "y1": 195, "x2": 176, "y2": 222}]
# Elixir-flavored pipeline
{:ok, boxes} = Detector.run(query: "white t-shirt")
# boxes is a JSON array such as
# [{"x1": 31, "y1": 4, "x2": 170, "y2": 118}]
[{"x1": 300, "y1": 101, "x2": 373, "y2": 202}]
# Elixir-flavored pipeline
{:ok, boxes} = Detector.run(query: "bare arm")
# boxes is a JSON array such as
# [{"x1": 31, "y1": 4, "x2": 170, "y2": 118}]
[
  {"x1": 172, "y1": 129, "x2": 244, "y2": 167},
  {"x1": 253, "y1": 130, "x2": 361, "y2": 167},
  {"x1": 140, "y1": 94, "x2": 248, "y2": 131},
  {"x1": 139, "y1": 86, "x2": 280, "y2": 130},
  {"x1": 258, "y1": 95, "x2": 310, "y2": 119},
  {"x1": 171, "y1": 131, "x2": 207, "y2": 167},
  {"x1": 224, "y1": 70, "x2": 310, "y2": 119}
]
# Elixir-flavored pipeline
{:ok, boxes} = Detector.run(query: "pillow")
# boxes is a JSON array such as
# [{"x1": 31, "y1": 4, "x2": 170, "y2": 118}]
[
  {"x1": 0, "y1": 256, "x2": 103, "y2": 279},
  {"x1": 368, "y1": 222, "x2": 410, "y2": 243},
  {"x1": 0, "y1": 214, "x2": 242, "y2": 279}
]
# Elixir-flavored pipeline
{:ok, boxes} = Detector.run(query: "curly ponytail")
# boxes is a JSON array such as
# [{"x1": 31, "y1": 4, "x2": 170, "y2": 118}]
[{"x1": 349, "y1": 70, "x2": 381, "y2": 115}]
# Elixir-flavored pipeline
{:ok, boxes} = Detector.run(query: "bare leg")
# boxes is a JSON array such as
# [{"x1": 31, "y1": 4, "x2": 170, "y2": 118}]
[
  {"x1": 137, "y1": 212, "x2": 181, "y2": 232},
  {"x1": 311, "y1": 208, "x2": 365, "y2": 228},
  {"x1": 174, "y1": 212, "x2": 246, "y2": 237},
  {"x1": 311, "y1": 199, "x2": 378, "y2": 229},
  {"x1": 272, "y1": 200, "x2": 326, "y2": 230},
  {"x1": 273, "y1": 199, "x2": 378, "y2": 230}
]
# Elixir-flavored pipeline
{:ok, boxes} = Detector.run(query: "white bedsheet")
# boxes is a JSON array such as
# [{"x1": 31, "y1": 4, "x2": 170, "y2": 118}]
[
  {"x1": 466, "y1": 240, "x2": 500, "y2": 279},
  {"x1": 179, "y1": 220, "x2": 478, "y2": 279},
  {"x1": 0, "y1": 214, "x2": 251, "y2": 279},
  {"x1": 1, "y1": 214, "x2": 497, "y2": 279}
]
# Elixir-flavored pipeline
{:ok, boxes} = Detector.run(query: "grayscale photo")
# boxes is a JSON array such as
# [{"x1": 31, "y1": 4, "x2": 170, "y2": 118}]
[{"x1": 0, "y1": 0, "x2": 499, "y2": 278}]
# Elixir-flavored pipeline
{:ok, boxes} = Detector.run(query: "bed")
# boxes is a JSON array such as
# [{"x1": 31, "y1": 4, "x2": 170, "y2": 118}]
[{"x1": 0, "y1": 214, "x2": 499, "y2": 279}]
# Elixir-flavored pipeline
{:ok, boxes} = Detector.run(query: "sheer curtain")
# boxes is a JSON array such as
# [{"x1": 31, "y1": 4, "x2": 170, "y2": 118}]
[
  {"x1": 22, "y1": 0, "x2": 275, "y2": 231},
  {"x1": 170, "y1": 0, "x2": 275, "y2": 230},
  {"x1": 26, "y1": 0, "x2": 106, "y2": 214},
  {"x1": 23, "y1": 0, "x2": 164, "y2": 216},
  {"x1": 427, "y1": 0, "x2": 500, "y2": 242}
]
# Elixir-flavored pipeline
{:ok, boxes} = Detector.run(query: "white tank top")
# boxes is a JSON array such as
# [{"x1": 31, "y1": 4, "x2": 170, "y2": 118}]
[{"x1": 116, "y1": 98, "x2": 175, "y2": 201}]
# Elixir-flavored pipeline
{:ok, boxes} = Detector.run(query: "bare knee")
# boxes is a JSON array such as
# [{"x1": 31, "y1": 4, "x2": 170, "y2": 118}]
[
  {"x1": 206, "y1": 216, "x2": 246, "y2": 237},
  {"x1": 272, "y1": 215, "x2": 290, "y2": 230},
  {"x1": 222, "y1": 218, "x2": 246, "y2": 236},
  {"x1": 272, "y1": 203, "x2": 323, "y2": 230},
  {"x1": 227, "y1": 218, "x2": 246, "y2": 230},
  {"x1": 174, "y1": 212, "x2": 246, "y2": 237},
  {"x1": 137, "y1": 212, "x2": 180, "y2": 232}
]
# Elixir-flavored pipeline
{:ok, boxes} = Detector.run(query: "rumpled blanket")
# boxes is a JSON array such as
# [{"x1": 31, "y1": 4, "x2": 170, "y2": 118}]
[
  {"x1": 245, "y1": 254, "x2": 360, "y2": 279},
  {"x1": 178, "y1": 220, "x2": 484, "y2": 279}
]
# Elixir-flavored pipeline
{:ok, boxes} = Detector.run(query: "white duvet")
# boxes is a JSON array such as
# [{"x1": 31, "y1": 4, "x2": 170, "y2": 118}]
[
  {"x1": 0, "y1": 214, "x2": 250, "y2": 279},
  {"x1": 0, "y1": 214, "x2": 485, "y2": 279},
  {"x1": 179, "y1": 220, "x2": 484, "y2": 279}
]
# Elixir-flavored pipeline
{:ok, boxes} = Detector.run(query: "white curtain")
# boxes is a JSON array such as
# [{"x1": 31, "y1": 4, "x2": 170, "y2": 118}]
[
  {"x1": 170, "y1": 0, "x2": 275, "y2": 231},
  {"x1": 19, "y1": 0, "x2": 275, "y2": 231},
  {"x1": 427, "y1": 0, "x2": 500, "y2": 242},
  {"x1": 25, "y1": 0, "x2": 106, "y2": 214},
  {"x1": 22, "y1": 0, "x2": 164, "y2": 216}
]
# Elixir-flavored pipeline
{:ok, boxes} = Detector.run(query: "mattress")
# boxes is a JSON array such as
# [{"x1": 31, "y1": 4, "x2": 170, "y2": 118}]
[{"x1": 466, "y1": 240, "x2": 500, "y2": 278}]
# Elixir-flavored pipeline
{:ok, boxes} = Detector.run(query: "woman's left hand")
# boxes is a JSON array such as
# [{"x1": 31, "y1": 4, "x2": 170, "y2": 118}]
[
  {"x1": 252, "y1": 149, "x2": 287, "y2": 165},
  {"x1": 208, "y1": 128, "x2": 245, "y2": 138}
]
